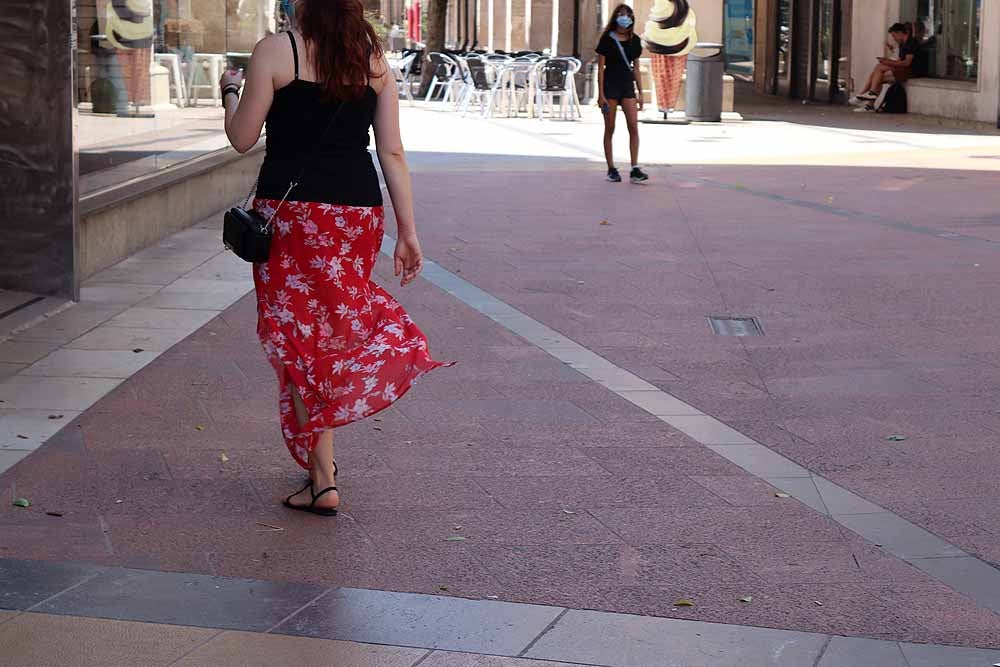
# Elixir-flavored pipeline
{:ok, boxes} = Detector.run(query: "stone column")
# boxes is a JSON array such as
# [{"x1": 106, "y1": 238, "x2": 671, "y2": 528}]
[
  {"x1": 0, "y1": 0, "x2": 78, "y2": 298},
  {"x1": 530, "y1": 0, "x2": 553, "y2": 51}
]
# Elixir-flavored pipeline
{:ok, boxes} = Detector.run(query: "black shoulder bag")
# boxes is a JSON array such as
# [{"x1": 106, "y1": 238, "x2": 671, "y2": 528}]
[{"x1": 223, "y1": 102, "x2": 345, "y2": 263}]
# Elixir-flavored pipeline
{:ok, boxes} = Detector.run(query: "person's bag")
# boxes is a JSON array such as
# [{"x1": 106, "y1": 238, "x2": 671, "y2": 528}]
[
  {"x1": 223, "y1": 202, "x2": 275, "y2": 263},
  {"x1": 223, "y1": 101, "x2": 344, "y2": 263},
  {"x1": 878, "y1": 83, "x2": 907, "y2": 114}
]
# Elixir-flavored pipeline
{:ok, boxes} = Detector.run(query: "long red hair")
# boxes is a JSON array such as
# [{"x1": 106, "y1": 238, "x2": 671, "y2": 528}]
[{"x1": 297, "y1": 0, "x2": 384, "y2": 100}]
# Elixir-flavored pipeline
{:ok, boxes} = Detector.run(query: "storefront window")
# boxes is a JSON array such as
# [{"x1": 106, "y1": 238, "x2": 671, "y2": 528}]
[
  {"x1": 74, "y1": 0, "x2": 289, "y2": 194},
  {"x1": 903, "y1": 0, "x2": 981, "y2": 81},
  {"x1": 723, "y1": 0, "x2": 754, "y2": 78}
]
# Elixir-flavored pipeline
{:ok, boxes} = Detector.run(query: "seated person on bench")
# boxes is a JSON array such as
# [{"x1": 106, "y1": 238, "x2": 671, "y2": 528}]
[{"x1": 851, "y1": 23, "x2": 917, "y2": 105}]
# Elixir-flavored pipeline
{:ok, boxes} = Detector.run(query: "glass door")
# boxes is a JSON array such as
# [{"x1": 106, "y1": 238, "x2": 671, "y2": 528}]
[{"x1": 775, "y1": 0, "x2": 792, "y2": 95}]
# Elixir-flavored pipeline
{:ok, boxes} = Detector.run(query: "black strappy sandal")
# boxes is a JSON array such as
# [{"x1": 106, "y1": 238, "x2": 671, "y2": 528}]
[{"x1": 285, "y1": 460, "x2": 339, "y2": 517}]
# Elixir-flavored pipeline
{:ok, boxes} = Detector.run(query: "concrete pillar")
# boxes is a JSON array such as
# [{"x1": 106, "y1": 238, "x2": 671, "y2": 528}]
[
  {"x1": 531, "y1": 0, "x2": 553, "y2": 50},
  {"x1": 0, "y1": 0, "x2": 78, "y2": 298},
  {"x1": 494, "y1": 0, "x2": 509, "y2": 50}
]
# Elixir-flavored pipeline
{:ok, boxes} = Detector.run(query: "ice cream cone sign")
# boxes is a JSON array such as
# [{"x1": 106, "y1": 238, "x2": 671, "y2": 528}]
[
  {"x1": 642, "y1": 0, "x2": 697, "y2": 55},
  {"x1": 642, "y1": 0, "x2": 697, "y2": 112}
]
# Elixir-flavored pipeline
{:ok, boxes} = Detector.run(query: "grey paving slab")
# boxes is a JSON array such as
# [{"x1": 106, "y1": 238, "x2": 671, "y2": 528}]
[
  {"x1": 707, "y1": 443, "x2": 810, "y2": 476},
  {"x1": 665, "y1": 417, "x2": 758, "y2": 445},
  {"x1": 20, "y1": 349, "x2": 159, "y2": 379},
  {"x1": 0, "y1": 363, "x2": 25, "y2": 381},
  {"x1": 764, "y1": 476, "x2": 829, "y2": 514},
  {"x1": 78, "y1": 283, "x2": 162, "y2": 305},
  {"x1": 34, "y1": 567, "x2": 325, "y2": 632},
  {"x1": 0, "y1": 410, "x2": 79, "y2": 451},
  {"x1": 900, "y1": 641, "x2": 1000, "y2": 666},
  {"x1": 273, "y1": 587, "x2": 564, "y2": 656},
  {"x1": 65, "y1": 326, "x2": 190, "y2": 352},
  {"x1": 0, "y1": 449, "x2": 31, "y2": 472},
  {"x1": 834, "y1": 512, "x2": 966, "y2": 560},
  {"x1": 576, "y1": 366, "x2": 659, "y2": 392},
  {"x1": 615, "y1": 390, "x2": 703, "y2": 416},
  {"x1": 816, "y1": 636, "x2": 908, "y2": 667},
  {"x1": 140, "y1": 289, "x2": 250, "y2": 311},
  {"x1": 908, "y1": 556, "x2": 1000, "y2": 614},
  {"x1": 106, "y1": 307, "x2": 220, "y2": 331},
  {"x1": 0, "y1": 559, "x2": 105, "y2": 611},
  {"x1": 13, "y1": 305, "x2": 126, "y2": 343},
  {"x1": 812, "y1": 477, "x2": 884, "y2": 516},
  {"x1": 524, "y1": 609, "x2": 829, "y2": 667},
  {"x1": 0, "y1": 376, "x2": 121, "y2": 411},
  {"x1": 0, "y1": 340, "x2": 60, "y2": 364},
  {"x1": 160, "y1": 278, "x2": 253, "y2": 296}
]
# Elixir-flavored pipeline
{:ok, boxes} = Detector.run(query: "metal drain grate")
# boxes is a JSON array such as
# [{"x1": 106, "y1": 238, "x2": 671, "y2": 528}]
[{"x1": 708, "y1": 316, "x2": 764, "y2": 336}]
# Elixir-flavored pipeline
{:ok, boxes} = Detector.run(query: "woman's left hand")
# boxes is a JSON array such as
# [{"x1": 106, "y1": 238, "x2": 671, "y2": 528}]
[
  {"x1": 637, "y1": 96, "x2": 644, "y2": 111},
  {"x1": 220, "y1": 69, "x2": 244, "y2": 91}
]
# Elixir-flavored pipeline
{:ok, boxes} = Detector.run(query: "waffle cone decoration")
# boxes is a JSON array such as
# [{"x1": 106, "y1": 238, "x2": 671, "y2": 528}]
[
  {"x1": 650, "y1": 54, "x2": 686, "y2": 110},
  {"x1": 643, "y1": 0, "x2": 697, "y2": 111}
]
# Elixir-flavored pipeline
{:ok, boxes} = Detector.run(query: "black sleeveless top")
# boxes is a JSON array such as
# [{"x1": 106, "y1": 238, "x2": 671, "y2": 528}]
[{"x1": 256, "y1": 32, "x2": 382, "y2": 206}]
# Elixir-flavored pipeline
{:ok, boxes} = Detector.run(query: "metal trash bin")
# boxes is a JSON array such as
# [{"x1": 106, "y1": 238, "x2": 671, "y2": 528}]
[{"x1": 685, "y1": 43, "x2": 725, "y2": 122}]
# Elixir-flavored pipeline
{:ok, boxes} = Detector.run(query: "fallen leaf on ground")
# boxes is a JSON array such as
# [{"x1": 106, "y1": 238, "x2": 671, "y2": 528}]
[
  {"x1": 739, "y1": 596, "x2": 753, "y2": 603},
  {"x1": 439, "y1": 585, "x2": 449, "y2": 591},
  {"x1": 46, "y1": 511, "x2": 63, "y2": 517},
  {"x1": 600, "y1": 220, "x2": 612, "y2": 226},
  {"x1": 673, "y1": 599, "x2": 694, "y2": 607},
  {"x1": 195, "y1": 425, "x2": 205, "y2": 432},
  {"x1": 132, "y1": 348, "x2": 144, "y2": 353},
  {"x1": 561, "y1": 509, "x2": 576, "y2": 515},
  {"x1": 220, "y1": 452, "x2": 230, "y2": 463},
  {"x1": 16, "y1": 434, "x2": 28, "y2": 439},
  {"x1": 825, "y1": 196, "x2": 835, "y2": 204},
  {"x1": 48, "y1": 415, "x2": 64, "y2": 420},
  {"x1": 814, "y1": 600, "x2": 824, "y2": 606},
  {"x1": 445, "y1": 536, "x2": 467, "y2": 542},
  {"x1": 114, "y1": 499, "x2": 124, "y2": 504},
  {"x1": 453, "y1": 525, "x2": 463, "y2": 531},
  {"x1": 886, "y1": 435, "x2": 907, "y2": 442},
  {"x1": 373, "y1": 426, "x2": 382, "y2": 432},
  {"x1": 774, "y1": 492, "x2": 791, "y2": 499},
  {"x1": 12, "y1": 498, "x2": 30, "y2": 508}
]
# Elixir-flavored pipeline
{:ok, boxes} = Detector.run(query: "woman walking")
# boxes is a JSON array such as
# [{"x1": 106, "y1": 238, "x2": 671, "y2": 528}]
[
  {"x1": 220, "y1": 0, "x2": 449, "y2": 515},
  {"x1": 596, "y1": 4, "x2": 649, "y2": 184}
]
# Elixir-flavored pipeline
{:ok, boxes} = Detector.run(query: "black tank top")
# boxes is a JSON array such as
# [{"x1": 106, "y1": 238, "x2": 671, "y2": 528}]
[{"x1": 256, "y1": 32, "x2": 383, "y2": 206}]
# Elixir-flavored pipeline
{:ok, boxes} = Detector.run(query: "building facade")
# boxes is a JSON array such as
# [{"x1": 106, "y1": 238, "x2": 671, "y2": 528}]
[{"x1": 753, "y1": 0, "x2": 998, "y2": 124}]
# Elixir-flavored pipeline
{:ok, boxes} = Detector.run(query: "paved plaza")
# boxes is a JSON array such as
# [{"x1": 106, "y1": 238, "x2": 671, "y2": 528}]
[{"x1": 4, "y1": 95, "x2": 1000, "y2": 665}]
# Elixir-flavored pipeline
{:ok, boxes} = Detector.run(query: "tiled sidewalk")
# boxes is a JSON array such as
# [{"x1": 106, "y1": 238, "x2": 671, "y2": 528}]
[
  {"x1": 3, "y1": 557, "x2": 1000, "y2": 666},
  {"x1": 0, "y1": 221, "x2": 251, "y2": 474},
  {"x1": 4, "y1": 210, "x2": 1000, "y2": 648}
]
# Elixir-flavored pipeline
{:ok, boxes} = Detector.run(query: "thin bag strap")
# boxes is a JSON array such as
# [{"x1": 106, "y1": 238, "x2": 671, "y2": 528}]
[
  {"x1": 261, "y1": 100, "x2": 346, "y2": 230},
  {"x1": 288, "y1": 30, "x2": 299, "y2": 80},
  {"x1": 613, "y1": 35, "x2": 634, "y2": 74}
]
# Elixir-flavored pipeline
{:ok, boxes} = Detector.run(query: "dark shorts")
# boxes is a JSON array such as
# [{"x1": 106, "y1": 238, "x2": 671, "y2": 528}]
[{"x1": 604, "y1": 79, "x2": 636, "y2": 101}]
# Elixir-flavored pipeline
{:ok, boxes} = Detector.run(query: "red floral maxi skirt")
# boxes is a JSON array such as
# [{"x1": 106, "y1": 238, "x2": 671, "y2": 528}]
[{"x1": 252, "y1": 199, "x2": 451, "y2": 469}]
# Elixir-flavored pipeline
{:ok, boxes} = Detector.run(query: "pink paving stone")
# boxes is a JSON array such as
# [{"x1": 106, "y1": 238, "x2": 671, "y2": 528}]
[
  {"x1": 590, "y1": 505, "x2": 845, "y2": 546},
  {"x1": 351, "y1": 507, "x2": 622, "y2": 547},
  {"x1": 473, "y1": 474, "x2": 731, "y2": 510},
  {"x1": 4, "y1": 161, "x2": 1000, "y2": 648},
  {"x1": 580, "y1": 446, "x2": 744, "y2": 477}
]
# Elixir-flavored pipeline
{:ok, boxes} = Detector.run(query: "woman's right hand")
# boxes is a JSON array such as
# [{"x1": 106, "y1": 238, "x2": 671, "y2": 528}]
[
  {"x1": 394, "y1": 233, "x2": 423, "y2": 287},
  {"x1": 597, "y1": 95, "x2": 608, "y2": 109}
]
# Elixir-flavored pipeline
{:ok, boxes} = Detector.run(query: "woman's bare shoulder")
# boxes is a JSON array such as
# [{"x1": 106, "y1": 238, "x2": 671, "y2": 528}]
[{"x1": 370, "y1": 53, "x2": 391, "y2": 93}]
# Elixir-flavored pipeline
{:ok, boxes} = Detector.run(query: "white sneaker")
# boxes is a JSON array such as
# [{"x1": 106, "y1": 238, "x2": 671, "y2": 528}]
[{"x1": 853, "y1": 103, "x2": 875, "y2": 113}]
